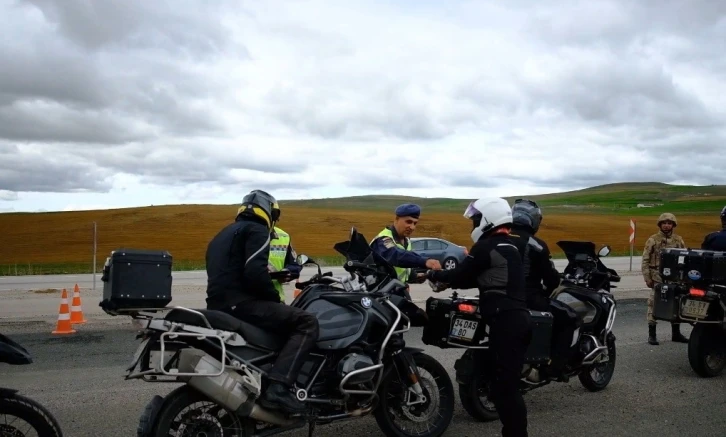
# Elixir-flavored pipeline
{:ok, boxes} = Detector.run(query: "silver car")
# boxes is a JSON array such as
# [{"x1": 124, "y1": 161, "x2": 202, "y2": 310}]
[{"x1": 410, "y1": 237, "x2": 469, "y2": 270}]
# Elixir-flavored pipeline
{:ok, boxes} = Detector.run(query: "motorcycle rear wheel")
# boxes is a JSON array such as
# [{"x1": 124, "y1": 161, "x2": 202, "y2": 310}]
[
  {"x1": 688, "y1": 324, "x2": 726, "y2": 378},
  {"x1": 458, "y1": 375, "x2": 499, "y2": 422},
  {"x1": 373, "y1": 352, "x2": 455, "y2": 437},
  {"x1": 0, "y1": 392, "x2": 64, "y2": 437},
  {"x1": 150, "y1": 385, "x2": 256, "y2": 437}
]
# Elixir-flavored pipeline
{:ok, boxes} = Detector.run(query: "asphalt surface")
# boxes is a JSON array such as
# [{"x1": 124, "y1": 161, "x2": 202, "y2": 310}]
[
  {"x1": 3, "y1": 256, "x2": 724, "y2": 436},
  {"x1": 0, "y1": 255, "x2": 642, "y2": 291},
  {"x1": 1, "y1": 301, "x2": 725, "y2": 437}
]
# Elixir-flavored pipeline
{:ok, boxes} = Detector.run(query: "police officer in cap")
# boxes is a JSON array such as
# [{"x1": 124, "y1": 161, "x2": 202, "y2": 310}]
[
  {"x1": 701, "y1": 205, "x2": 726, "y2": 251},
  {"x1": 370, "y1": 203, "x2": 442, "y2": 283},
  {"x1": 205, "y1": 189, "x2": 319, "y2": 414},
  {"x1": 427, "y1": 197, "x2": 532, "y2": 437}
]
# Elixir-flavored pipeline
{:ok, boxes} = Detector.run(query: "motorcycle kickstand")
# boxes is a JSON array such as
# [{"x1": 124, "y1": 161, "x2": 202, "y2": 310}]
[{"x1": 308, "y1": 418, "x2": 316, "y2": 437}]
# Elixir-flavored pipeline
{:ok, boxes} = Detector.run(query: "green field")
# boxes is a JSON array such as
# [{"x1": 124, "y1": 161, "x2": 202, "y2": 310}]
[{"x1": 281, "y1": 182, "x2": 726, "y2": 215}]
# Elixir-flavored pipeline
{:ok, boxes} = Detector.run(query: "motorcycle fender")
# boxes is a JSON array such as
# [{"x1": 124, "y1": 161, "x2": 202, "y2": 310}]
[{"x1": 0, "y1": 387, "x2": 19, "y2": 397}]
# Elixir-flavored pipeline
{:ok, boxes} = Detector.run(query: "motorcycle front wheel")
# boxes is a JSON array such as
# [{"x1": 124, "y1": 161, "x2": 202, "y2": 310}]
[
  {"x1": 579, "y1": 337, "x2": 617, "y2": 391},
  {"x1": 0, "y1": 391, "x2": 64, "y2": 437},
  {"x1": 373, "y1": 352, "x2": 455, "y2": 437}
]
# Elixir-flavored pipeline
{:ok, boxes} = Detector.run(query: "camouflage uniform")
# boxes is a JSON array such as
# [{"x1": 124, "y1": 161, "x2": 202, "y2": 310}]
[{"x1": 641, "y1": 212, "x2": 689, "y2": 345}]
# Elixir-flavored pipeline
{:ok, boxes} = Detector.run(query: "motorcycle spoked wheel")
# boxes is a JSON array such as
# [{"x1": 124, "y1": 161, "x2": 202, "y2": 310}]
[
  {"x1": 373, "y1": 352, "x2": 455, "y2": 437},
  {"x1": 578, "y1": 337, "x2": 617, "y2": 392},
  {"x1": 150, "y1": 385, "x2": 256, "y2": 437},
  {"x1": 688, "y1": 324, "x2": 726, "y2": 378},
  {"x1": 0, "y1": 392, "x2": 64, "y2": 437},
  {"x1": 458, "y1": 375, "x2": 499, "y2": 422}
]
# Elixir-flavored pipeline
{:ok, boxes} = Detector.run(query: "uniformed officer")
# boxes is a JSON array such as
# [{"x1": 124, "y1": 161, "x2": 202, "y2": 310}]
[
  {"x1": 370, "y1": 203, "x2": 442, "y2": 283},
  {"x1": 267, "y1": 226, "x2": 301, "y2": 303},
  {"x1": 641, "y1": 212, "x2": 689, "y2": 345},
  {"x1": 701, "y1": 205, "x2": 726, "y2": 251}
]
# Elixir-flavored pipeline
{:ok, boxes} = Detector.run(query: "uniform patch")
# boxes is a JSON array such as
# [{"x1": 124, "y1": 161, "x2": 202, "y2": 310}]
[{"x1": 382, "y1": 237, "x2": 396, "y2": 249}]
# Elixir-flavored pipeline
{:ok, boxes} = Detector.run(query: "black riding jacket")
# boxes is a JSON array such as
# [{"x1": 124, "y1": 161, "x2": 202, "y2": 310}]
[
  {"x1": 205, "y1": 215, "x2": 280, "y2": 310},
  {"x1": 509, "y1": 225, "x2": 561, "y2": 303},
  {"x1": 428, "y1": 232, "x2": 527, "y2": 317},
  {"x1": 701, "y1": 228, "x2": 726, "y2": 251}
]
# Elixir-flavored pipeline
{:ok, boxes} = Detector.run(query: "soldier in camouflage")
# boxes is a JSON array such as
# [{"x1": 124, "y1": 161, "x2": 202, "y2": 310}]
[{"x1": 641, "y1": 212, "x2": 689, "y2": 345}]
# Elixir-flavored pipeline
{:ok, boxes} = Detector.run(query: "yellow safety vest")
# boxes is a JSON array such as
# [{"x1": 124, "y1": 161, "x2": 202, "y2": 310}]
[
  {"x1": 371, "y1": 228, "x2": 412, "y2": 283},
  {"x1": 268, "y1": 227, "x2": 291, "y2": 303}
]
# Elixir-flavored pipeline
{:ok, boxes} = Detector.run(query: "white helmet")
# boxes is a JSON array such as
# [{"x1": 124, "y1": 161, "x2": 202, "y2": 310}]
[{"x1": 463, "y1": 197, "x2": 513, "y2": 242}]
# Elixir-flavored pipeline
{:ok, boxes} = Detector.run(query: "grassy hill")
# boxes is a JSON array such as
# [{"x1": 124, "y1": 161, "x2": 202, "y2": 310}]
[
  {"x1": 0, "y1": 182, "x2": 724, "y2": 276},
  {"x1": 281, "y1": 182, "x2": 726, "y2": 215}
]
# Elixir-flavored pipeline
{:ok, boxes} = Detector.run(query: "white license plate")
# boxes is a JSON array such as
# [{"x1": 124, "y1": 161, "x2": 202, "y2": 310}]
[
  {"x1": 450, "y1": 318, "x2": 478, "y2": 341},
  {"x1": 682, "y1": 299, "x2": 710, "y2": 318}
]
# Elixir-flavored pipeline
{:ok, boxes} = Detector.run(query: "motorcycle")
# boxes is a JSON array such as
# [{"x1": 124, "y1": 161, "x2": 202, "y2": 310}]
[
  {"x1": 109, "y1": 227, "x2": 454, "y2": 437},
  {"x1": 421, "y1": 240, "x2": 620, "y2": 422},
  {"x1": 0, "y1": 333, "x2": 64, "y2": 436},
  {"x1": 653, "y1": 247, "x2": 726, "y2": 377}
]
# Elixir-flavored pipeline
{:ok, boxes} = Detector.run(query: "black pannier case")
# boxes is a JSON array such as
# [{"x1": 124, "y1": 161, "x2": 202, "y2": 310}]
[
  {"x1": 525, "y1": 310, "x2": 554, "y2": 363},
  {"x1": 99, "y1": 248, "x2": 173, "y2": 314},
  {"x1": 659, "y1": 248, "x2": 726, "y2": 287},
  {"x1": 422, "y1": 296, "x2": 458, "y2": 348},
  {"x1": 652, "y1": 282, "x2": 688, "y2": 322}
]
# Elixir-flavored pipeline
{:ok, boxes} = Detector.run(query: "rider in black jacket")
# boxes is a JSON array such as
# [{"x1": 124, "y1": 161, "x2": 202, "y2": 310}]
[
  {"x1": 509, "y1": 199, "x2": 579, "y2": 381},
  {"x1": 427, "y1": 197, "x2": 532, "y2": 437},
  {"x1": 701, "y1": 205, "x2": 726, "y2": 251},
  {"x1": 205, "y1": 189, "x2": 319, "y2": 414}
]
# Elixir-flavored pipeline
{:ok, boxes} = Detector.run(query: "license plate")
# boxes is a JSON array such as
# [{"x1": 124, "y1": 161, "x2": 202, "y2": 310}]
[
  {"x1": 128, "y1": 338, "x2": 150, "y2": 370},
  {"x1": 682, "y1": 299, "x2": 710, "y2": 319},
  {"x1": 450, "y1": 318, "x2": 478, "y2": 341}
]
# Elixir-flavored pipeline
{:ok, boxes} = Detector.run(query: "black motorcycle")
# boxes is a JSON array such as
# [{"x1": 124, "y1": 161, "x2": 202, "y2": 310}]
[
  {"x1": 0, "y1": 333, "x2": 64, "y2": 436},
  {"x1": 109, "y1": 227, "x2": 454, "y2": 437},
  {"x1": 653, "y1": 247, "x2": 726, "y2": 377},
  {"x1": 421, "y1": 240, "x2": 620, "y2": 422}
]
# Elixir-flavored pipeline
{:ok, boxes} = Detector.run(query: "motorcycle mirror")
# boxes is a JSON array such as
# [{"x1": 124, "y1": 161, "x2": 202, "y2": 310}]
[
  {"x1": 296, "y1": 254, "x2": 311, "y2": 265},
  {"x1": 598, "y1": 245, "x2": 611, "y2": 257}
]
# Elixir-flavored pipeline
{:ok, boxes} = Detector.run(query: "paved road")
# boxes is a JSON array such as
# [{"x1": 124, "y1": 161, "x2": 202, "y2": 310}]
[
  {"x1": 0, "y1": 255, "x2": 643, "y2": 291},
  {"x1": 1, "y1": 301, "x2": 724, "y2": 437}
]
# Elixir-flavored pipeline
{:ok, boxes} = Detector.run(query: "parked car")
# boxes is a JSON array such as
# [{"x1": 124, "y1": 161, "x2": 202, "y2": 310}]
[{"x1": 410, "y1": 237, "x2": 468, "y2": 270}]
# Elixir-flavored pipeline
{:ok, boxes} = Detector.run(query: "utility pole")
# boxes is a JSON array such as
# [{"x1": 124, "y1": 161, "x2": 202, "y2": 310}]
[{"x1": 93, "y1": 221, "x2": 97, "y2": 292}]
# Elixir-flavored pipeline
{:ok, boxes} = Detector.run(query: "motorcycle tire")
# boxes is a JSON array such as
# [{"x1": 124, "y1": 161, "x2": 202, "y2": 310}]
[
  {"x1": 458, "y1": 375, "x2": 499, "y2": 422},
  {"x1": 688, "y1": 324, "x2": 726, "y2": 378},
  {"x1": 578, "y1": 337, "x2": 617, "y2": 392},
  {"x1": 0, "y1": 392, "x2": 64, "y2": 437},
  {"x1": 373, "y1": 352, "x2": 455, "y2": 437},
  {"x1": 150, "y1": 385, "x2": 256, "y2": 436}
]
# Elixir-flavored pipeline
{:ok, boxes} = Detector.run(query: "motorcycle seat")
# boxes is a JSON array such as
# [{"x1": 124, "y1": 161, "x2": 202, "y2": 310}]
[{"x1": 163, "y1": 308, "x2": 285, "y2": 351}]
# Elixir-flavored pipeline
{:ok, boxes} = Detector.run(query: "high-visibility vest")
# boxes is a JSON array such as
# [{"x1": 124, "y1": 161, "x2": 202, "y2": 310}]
[
  {"x1": 371, "y1": 227, "x2": 412, "y2": 283},
  {"x1": 268, "y1": 227, "x2": 291, "y2": 303}
]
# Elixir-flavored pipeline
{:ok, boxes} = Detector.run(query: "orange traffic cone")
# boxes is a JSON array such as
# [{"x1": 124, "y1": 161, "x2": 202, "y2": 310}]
[
  {"x1": 69, "y1": 284, "x2": 87, "y2": 325},
  {"x1": 52, "y1": 288, "x2": 76, "y2": 335}
]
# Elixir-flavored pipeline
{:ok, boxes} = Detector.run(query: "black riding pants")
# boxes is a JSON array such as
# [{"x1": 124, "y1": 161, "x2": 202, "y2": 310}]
[
  {"x1": 224, "y1": 300, "x2": 320, "y2": 387},
  {"x1": 488, "y1": 308, "x2": 533, "y2": 437}
]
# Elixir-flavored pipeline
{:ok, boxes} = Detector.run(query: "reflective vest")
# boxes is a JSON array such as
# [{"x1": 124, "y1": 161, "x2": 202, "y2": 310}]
[
  {"x1": 371, "y1": 227, "x2": 412, "y2": 283},
  {"x1": 268, "y1": 227, "x2": 291, "y2": 303}
]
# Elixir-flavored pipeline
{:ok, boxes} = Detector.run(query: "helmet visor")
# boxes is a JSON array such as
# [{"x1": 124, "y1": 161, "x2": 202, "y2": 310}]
[{"x1": 463, "y1": 201, "x2": 481, "y2": 219}]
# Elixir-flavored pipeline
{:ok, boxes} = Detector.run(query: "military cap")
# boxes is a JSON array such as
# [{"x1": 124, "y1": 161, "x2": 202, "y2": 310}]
[{"x1": 395, "y1": 203, "x2": 421, "y2": 218}]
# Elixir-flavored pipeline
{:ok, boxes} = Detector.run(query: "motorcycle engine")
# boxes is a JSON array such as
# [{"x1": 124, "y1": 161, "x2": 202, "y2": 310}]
[{"x1": 337, "y1": 352, "x2": 377, "y2": 385}]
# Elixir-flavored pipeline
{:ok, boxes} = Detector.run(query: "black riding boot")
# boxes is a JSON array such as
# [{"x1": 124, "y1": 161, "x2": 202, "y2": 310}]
[
  {"x1": 648, "y1": 324, "x2": 659, "y2": 345},
  {"x1": 260, "y1": 382, "x2": 307, "y2": 414},
  {"x1": 671, "y1": 323, "x2": 689, "y2": 343}
]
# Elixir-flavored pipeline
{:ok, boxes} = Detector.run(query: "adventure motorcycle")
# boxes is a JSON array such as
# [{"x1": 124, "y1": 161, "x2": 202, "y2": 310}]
[
  {"x1": 421, "y1": 240, "x2": 619, "y2": 422},
  {"x1": 104, "y1": 227, "x2": 454, "y2": 437},
  {"x1": 0, "y1": 332, "x2": 64, "y2": 436},
  {"x1": 653, "y1": 247, "x2": 726, "y2": 377}
]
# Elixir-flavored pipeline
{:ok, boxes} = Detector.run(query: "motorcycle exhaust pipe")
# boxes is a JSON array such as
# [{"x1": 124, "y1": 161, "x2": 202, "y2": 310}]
[{"x1": 176, "y1": 349, "x2": 298, "y2": 427}]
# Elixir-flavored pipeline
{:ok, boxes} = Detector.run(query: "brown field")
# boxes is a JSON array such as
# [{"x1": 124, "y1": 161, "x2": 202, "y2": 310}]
[{"x1": 0, "y1": 204, "x2": 722, "y2": 267}]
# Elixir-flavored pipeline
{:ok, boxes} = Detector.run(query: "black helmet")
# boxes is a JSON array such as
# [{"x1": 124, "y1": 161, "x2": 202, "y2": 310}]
[
  {"x1": 237, "y1": 189, "x2": 280, "y2": 227},
  {"x1": 512, "y1": 198, "x2": 543, "y2": 233}
]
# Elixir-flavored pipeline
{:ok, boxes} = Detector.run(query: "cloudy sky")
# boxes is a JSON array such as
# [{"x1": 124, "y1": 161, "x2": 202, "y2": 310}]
[{"x1": 1, "y1": 0, "x2": 725, "y2": 212}]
